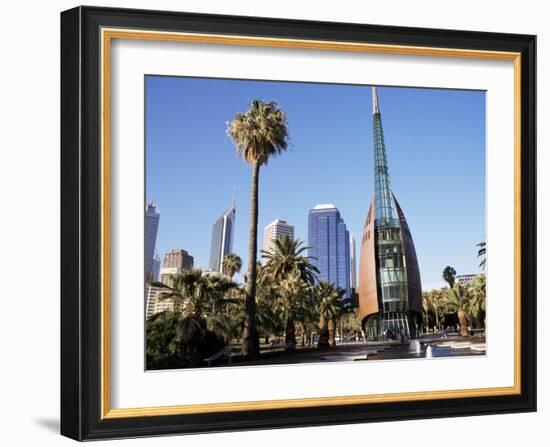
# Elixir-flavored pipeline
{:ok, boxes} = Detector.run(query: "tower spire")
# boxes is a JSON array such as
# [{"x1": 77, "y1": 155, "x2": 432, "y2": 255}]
[
  {"x1": 372, "y1": 86, "x2": 379, "y2": 114},
  {"x1": 372, "y1": 85, "x2": 397, "y2": 226},
  {"x1": 232, "y1": 186, "x2": 236, "y2": 208}
]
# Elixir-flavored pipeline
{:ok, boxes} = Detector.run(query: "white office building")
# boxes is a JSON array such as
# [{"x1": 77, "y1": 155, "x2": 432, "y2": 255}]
[
  {"x1": 263, "y1": 219, "x2": 295, "y2": 258},
  {"x1": 456, "y1": 274, "x2": 477, "y2": 286},
  {"x1": 145, "y1": 285, "x2": 175, "y2": 319}
]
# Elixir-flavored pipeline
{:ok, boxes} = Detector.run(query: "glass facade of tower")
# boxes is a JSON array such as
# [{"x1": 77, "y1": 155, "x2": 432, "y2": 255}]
[
  {"x1": 349, "y1": 235, "x2": 357, "y2": 290},
  {"x1": 223, "y1": 215, "x2": 234, "y2": 257},
  {"x1": 308, "y1": 205, "x2": 351, "y2": 299},
  {"x1": 373, "y1": 110, "x2": 399, "y2": 228}
]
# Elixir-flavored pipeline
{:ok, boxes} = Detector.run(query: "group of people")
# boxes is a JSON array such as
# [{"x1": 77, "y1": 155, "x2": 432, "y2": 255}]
[{"x1": 383, "y1": 328, "x2": 407, "y2": 343}]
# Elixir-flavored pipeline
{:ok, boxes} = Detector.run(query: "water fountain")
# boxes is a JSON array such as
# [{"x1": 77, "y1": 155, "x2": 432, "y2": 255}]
[
  {"x1": 426, "y1": 345, "x2": 433, "y2": 359},
  {"x1": 409, "y1": 339, "x2": 422, "y2": 354}
]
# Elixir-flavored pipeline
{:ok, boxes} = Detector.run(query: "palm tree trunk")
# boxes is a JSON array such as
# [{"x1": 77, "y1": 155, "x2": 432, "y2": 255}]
[
  {"x1": 317, "y1": 316, "x2": 330, "y2": 349},
  {"x1": 285, "y1": 317, "x2": 296, "y2": 352},
  {"x1": 242, "y1": 161, "x2": 260, "y2": 359},
  {"x1": 458, "y1": 310, "x2": 469, "y2": 337},
  {"x1": 329, "y1": 319, "x2": 336, "y2": 347}
]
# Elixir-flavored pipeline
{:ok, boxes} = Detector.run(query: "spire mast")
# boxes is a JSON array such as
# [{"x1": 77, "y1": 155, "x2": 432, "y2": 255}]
[
  {"x1": 372, "y1": 85, "x2": 397, "y2": 225},
  {"x1": 372, "y1": 86, "x2": 379, "y2": 114}
]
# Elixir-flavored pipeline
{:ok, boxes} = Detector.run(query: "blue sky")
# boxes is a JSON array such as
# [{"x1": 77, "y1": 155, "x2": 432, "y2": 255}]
[{"x1": 146, "y1": 76, "x2": 486, "y2": 290}]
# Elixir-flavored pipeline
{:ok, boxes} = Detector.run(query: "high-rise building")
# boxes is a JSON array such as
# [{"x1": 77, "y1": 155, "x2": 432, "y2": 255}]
[
  {"x1": 145, "y1": 285, "x2": 156, "y2": 319},
  {"x1": 358, "y1": 87, "x2": 422, "y2": 340},
  {"x1": 145, "y1": 285, "x2": 175, "y2": 319},
  {"x1": 263, "y1": 219, "x2": 295, "y2": 258},
  {"x1": 349, "y1": 235, "x2": 357, "y2": 290},
  {"x1": 209, "y1": 197, "x2": 236, "y2": 273},
  {"x1": 145, "y1": 201, "x2": 160, "y2": 283},
  {"x1": 152, "y1": 253, "x2": 161, "y2": 282},
  {"x1": 308, "y1": 204, "x2": 351, "y2": 298},
  {"x1": 160, "y1": 248, "x2": 194, "y2": 286},
  {"x1": 145, "y1": 285, "x2": 160, "y2": 319}
]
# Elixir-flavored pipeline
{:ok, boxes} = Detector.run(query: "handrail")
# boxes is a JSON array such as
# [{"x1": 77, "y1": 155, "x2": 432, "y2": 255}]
[{"x1": 205, "y1": 346, "x2": 234, "y2": 367}]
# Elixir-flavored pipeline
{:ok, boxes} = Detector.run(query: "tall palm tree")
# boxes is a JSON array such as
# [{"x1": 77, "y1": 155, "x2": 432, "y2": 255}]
[
  {"x1": 477, "y1": 241, "x2": 486, "y2": 270},
  {"x1": 442, "y1": 266, "x2": 457, "y2": 289},
  {"x1": 227, "y1": 99, "x2": 290, "y2": 358},
  {"x1": 444, "y1": 284, "x2": 471, "y2": 337},
  {"x1": 222, "y1": 253, "x2": 242, "y2": 280},
  {"x1": 315, "y1": 281, "x2": 344, "y2": 349}
]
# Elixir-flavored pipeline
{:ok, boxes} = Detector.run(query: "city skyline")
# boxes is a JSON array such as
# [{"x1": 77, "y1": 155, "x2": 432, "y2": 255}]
[{"x1": 146, "y1": 76, "x2": 486, "y2": 289}]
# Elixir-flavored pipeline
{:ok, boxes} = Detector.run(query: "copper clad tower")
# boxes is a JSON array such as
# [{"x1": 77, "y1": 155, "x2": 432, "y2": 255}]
[{"x1": 358, "y1": 87, "x2": 422, "y2": 340}]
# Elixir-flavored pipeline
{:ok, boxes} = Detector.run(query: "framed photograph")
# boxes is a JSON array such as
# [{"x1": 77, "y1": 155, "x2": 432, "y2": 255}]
[{"x1": 60, "y1": 6, "x2": 536, "y2": 441}]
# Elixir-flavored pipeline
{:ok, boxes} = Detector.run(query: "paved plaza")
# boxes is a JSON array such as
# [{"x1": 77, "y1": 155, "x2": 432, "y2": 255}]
[{"x1": 218, "y1": 335, "x2": 486, "y2": 367}]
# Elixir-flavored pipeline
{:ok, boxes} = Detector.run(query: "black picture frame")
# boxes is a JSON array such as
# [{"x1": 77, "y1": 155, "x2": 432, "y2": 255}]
[{"x1": 61, "y1": 5, "x2": 536, "y2": 441}]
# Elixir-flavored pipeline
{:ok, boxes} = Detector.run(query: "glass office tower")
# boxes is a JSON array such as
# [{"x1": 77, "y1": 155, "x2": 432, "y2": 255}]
[
  {"x1": 358, "y1": 87, "x2": 422, "y2": 340},
  {"x1": 308, "y1": 204, "x2": 351, "y2": 299},
  {"x1": 209, "y1": 197, "x2": 236, "y2": 273}
]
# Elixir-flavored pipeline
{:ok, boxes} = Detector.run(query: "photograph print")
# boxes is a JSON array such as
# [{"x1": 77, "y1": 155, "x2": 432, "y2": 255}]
[{"x1": 144, "y1": 76, "x2": 486, "y2": 370}]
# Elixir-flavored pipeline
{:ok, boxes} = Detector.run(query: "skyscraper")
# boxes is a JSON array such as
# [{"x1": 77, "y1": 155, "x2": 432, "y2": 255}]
[
  {"x1": 145, "y1": 201, "x2": 160, "y2": 283},
  {"x1": 152, "y1": 253, "x2": 161, "y2": 282},
  {"x1": 358, "y1": 87, "x2": 422, "y2": 340},
  {"x1": 160, "y1": 248, "x2": 194, "y2": 286},
  {"x1": 349, "y1": 235, "x2": 357, "y2": 290},
  {"x1": 263, "y1": 219, "x2": 295, "y2": 258},
  {"x1": 209, "y1": 197, "x2": 236, "y2": 273},
  {"x1": 308, "y1": 204, "x2": 350, "y2": 298}
]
